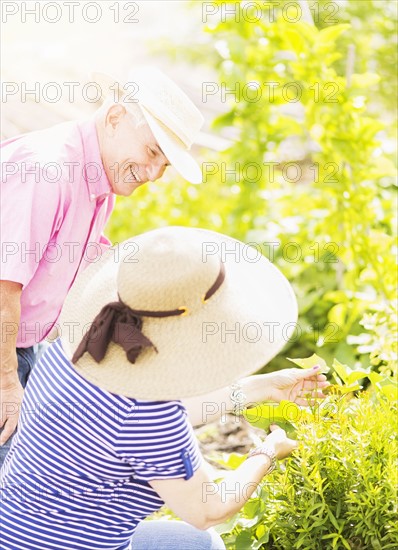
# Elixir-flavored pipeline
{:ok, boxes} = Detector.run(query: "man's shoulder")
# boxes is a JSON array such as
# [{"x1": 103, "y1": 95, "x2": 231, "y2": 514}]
[
  {"x1": 1, "y1": 120, "x2": 83, "y2": 164},
  {"x1": 1, "y1": 120, "x2": 91, "y2": 192}
]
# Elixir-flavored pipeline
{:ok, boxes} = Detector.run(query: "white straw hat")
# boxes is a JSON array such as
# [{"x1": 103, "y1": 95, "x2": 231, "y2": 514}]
[
  {"x1": 91, "y1": 67, "x2": 204, "y2": 184},
  {"x1": 58, "y1": 227, "x2": 298, "y2": 400}
]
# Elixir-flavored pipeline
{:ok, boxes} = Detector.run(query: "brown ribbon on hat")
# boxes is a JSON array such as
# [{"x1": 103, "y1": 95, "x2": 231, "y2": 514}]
[{"x1": 72, "y1": 262, "x2": 226, "y2": 365}]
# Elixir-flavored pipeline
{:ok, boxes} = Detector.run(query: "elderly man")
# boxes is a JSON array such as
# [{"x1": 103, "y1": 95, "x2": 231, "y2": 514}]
[{"x1": 0, "y1": 67, "x2": 204, "y2": 463}]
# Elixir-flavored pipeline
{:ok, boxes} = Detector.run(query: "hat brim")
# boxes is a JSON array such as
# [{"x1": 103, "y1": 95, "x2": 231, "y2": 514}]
[
  {"x1": 58, "y1": 228, "x2": 298, "y2": 400},
  {"x1": 139, "y1": 106, "x2": 203, "y2": 184}
]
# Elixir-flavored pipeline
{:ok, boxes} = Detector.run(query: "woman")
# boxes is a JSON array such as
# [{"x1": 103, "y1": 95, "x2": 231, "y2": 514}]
[{"x1": 0, "y1": 227, "x2": 328, "y2": 550}]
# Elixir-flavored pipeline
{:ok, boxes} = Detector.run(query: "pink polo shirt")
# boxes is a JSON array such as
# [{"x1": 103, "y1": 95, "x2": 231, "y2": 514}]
[{"x1": 0, "y1": 117, "x2": 115, "y2": 347}]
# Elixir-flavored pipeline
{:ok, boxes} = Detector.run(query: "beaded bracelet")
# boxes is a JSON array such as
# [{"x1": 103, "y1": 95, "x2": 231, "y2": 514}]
[{"x1": 247, "y1": 445, "x2": 277, "y2": 474}]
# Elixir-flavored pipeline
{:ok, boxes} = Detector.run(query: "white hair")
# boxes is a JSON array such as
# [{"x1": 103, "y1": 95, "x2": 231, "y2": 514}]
[{"x1": 96, "y1": 96, "x2": 147, "y2": 128}]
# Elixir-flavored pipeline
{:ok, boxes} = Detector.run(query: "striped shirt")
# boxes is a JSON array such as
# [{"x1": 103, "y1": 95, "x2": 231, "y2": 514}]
[{"x1": 0, "y1": 339, "x2": 202, "y2": 550}]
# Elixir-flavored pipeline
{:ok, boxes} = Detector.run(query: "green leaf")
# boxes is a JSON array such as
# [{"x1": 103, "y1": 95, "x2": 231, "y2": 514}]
[
  {"x1": 243, "y1": 413, "x2": 296, "y2": 438},
  {"x1": 243, "y1": 400, "x2": 313, "y2": 438},
  {"x1": 252, "y1": 532, "x2": 270, "y2": 548},
  {"x1": 350, "y1": 73, "x2": 381, "y2": 89},
  {"x1": 214, "y1": 513, "x2": 239, "y2": 536},
  {"x1": 212, "y1": 452, "x2": 246, "y2": 470},
  {"x1": 318, "y1": 24, "x2": 351, "y2": 44},
  {"x1": 324, "y1": 291, "x2": 348, "y2": 304},
  {"x1": 287, "y1": 354, "x2": 330, "y2": 373},
  {"x1": 328, "y1": 383, "x2": 360, "y2": 395},
  {"x1": 368, "y1": 373, "x2": 398, "y2": 402},
  {"x1": 379, "y1": 383, "x2": 398, "y2": 402},
  {"x1": 211, "y1": 109, "x2": 236, "y2": 129},
  {"x1": 332, "y1": 359, "x2": 370, "y2": 386},
  {"x1": 235, "y1": 529, "x2": 253, "y2": 548},
  {"x1": 244, "y1": 499, "x2": 260, "y2": 519},
  {"x1": 341, "y1": 538, "x2": 352, "y2": 550},
  {"x1": 284, "y1": 28, "x2": 305, "y2": 54},
  {"x1": 327, "y1": 303, "x2": 347, "y2": 327}
]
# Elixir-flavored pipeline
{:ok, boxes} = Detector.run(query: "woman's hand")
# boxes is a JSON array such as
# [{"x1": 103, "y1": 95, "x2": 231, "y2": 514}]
[
  {"x1": 242, "y1": 365, "x2": 330, "y2": 407},
  {"x1": 151, "y1": 424, "x2": 300, "y2": 530},
  {"x1": 263, "y1": 424, "x2": 298, "y2": 459},
  {"x1": 263, "y1": 366, "x2": 329, "y2": 406}
]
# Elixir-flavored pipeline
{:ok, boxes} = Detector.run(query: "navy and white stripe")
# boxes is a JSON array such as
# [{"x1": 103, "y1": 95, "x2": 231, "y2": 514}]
[{"x1": 0, "y1": 339, "x2": 202, "y2": 550}]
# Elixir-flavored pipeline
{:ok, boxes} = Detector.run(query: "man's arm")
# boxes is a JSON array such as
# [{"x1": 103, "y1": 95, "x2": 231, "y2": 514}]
[{"x1": 0, "y1": 280, "x2": 23, "y2": 446}]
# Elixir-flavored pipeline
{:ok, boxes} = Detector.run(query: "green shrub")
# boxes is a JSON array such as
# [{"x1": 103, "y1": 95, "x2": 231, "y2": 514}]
[
  {"x1": 213, "y1": 353, "x2": 397, "y2": 550},
  {"x1": 217, "y1": 390, "x2": 397, "y2": 549}
]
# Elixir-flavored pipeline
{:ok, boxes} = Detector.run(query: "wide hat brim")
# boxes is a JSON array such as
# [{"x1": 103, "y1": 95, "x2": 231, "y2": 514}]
[
  {"x1": 140, "y1": 106, "x2": 203, "y2": 184},
  {"x1": 58, "y1": 227, "x2": 298, "y2": 400},
  {"x1": 91, "y1": 71, "x2": 203, "y2": 184}
]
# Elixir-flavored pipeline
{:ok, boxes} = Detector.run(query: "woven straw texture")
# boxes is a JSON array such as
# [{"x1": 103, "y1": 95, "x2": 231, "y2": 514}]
[{"x1": 59, "y1": 227, "x2": 298, "y2": 400}]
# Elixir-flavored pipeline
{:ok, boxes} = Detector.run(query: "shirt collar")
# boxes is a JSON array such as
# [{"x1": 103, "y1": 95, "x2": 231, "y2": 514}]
[{"x1": 78, "y1": 115, "x2": 113, "y2": 201}]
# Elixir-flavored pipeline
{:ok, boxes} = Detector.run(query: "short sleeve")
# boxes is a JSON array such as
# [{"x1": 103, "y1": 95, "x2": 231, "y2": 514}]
[
  {"x1": 0, "y1": 167, "x2": 63, "y2": 286},
  {"x1": 115, "y1": 400, "x2": 203, "y2": 482}
]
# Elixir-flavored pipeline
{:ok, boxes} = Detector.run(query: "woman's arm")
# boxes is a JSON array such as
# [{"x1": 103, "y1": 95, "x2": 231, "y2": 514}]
[
  {"x1": 149, "y1": 425, "x2": 296, "y2": 530},
  {"x1": 181, "y1": 379, "x2": 251, "y2": 426},
  {"x1": 181, "y1": 366, "x2": 329, "y2": 426}
]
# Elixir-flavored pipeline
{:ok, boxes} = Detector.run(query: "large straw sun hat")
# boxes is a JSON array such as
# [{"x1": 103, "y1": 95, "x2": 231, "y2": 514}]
[{"x1": 58, "y1": 226, "x2": 298, "y2": 400}]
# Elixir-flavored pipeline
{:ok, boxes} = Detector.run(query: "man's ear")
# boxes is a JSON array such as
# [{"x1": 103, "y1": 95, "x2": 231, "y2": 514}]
[{"x1": 105, "y1": 103, "x2": 127, "y2": 132}]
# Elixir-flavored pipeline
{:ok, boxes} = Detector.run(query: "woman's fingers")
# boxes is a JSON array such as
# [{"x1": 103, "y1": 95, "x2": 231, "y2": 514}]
[
  {"x1": 298, "y1": 387, "x2": 327, "y2": 396},
  {"x1": 302, "y1": 373, "x2": 328, "y2": 382},
  {"x1": 295, "y1": 379, "x2": 329, "y2": 405},
  {"x1": 300, "y1": 379, "x2": 329, "y2": 390},
  {"x1": 269, "y1": 423, "x2": 282, "y2": 432},
  {"x1": 295, "y1": 394, "x2": 326, "y2": 406}
]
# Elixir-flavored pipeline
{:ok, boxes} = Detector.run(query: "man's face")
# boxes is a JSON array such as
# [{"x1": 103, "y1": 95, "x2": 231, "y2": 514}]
[{"x1": 99, "y1": 104, "x2": 170, "y2": 196}]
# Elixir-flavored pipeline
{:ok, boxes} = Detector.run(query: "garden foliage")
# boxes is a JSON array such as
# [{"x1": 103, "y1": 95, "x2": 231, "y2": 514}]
[
  {"x1": 218, "y1": 395, "x2": 397, "y2": 550},
  {"x1": 217, "y1": 356, "x2": 398, "y2": 549}
]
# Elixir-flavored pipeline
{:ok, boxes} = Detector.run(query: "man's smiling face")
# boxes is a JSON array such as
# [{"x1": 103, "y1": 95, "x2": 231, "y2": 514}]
[{"x1": 98, "y1": 103, "x2": 170, "y2": 196}]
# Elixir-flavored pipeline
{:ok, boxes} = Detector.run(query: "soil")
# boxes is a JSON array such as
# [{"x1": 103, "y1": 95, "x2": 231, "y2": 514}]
[{"x1": 195, "y1": 414, "x2": 255, "y2": 467}]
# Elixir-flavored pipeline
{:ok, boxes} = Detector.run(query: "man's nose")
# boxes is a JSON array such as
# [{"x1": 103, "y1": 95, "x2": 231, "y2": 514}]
[{"x1": 147, "y1": 162, "x2": 167, "y2": 182}]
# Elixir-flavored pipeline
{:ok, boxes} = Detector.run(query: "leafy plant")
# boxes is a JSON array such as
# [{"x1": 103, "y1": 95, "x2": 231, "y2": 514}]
[{"x1": 215, "y1": 355, "x2": 397, "y2": 549}]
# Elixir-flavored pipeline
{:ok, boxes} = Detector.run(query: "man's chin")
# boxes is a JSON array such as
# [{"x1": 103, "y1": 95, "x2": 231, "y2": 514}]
[
  {"x1": 128, "y1": 181, "x2": 148, "y2": 195},
  {"x1": 112, "y1": 182, "x2": 147, "y2": 196}
]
